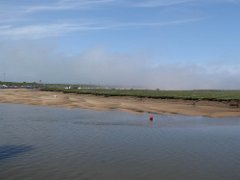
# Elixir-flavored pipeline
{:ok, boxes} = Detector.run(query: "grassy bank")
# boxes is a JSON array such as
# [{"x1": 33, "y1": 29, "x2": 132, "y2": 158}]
[
  {"x1": 2, "y1": 81, "x2": 240, "y2": 102},
  {"x1": 41, "y1": 87, "x2": 240, "y2": 102},
  {"x1": 0, "y1": 81, "x2": 40, "y2": 87}
]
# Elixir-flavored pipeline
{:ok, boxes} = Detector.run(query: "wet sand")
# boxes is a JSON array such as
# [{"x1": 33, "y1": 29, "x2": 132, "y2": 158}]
[{"x1": 0, "y1": 89, "x2": 240, "y2": 117}]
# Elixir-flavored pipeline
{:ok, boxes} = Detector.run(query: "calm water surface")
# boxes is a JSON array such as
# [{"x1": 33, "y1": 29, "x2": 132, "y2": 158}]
[{"x1": 1, "y1": 103, "x2": 240, "y2": 180}]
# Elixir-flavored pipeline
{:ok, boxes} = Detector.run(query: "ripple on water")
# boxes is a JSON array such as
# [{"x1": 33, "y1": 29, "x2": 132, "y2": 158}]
[
  {"x1": 0, "y1": 145, "x2": 34, "y2": 161},
  {"x1": 1, "y1": 103, "x2": 240, "y2": 180}
]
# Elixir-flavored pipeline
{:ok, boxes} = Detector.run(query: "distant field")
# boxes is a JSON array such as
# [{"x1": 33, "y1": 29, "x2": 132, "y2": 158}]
[
  {"x1": 2, "y1": 81, "x2": 240, "y2": 101},
  {"x1": 0, "y1": 81, "x2": 39, "y2": 87},
  {"x1": 41, "y1": 88, "x2": 240, "y2": 101}
]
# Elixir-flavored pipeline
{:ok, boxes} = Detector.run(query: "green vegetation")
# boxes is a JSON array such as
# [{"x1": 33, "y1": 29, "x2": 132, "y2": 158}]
[
  {"x1": 0, "y1": 81, "x2": 41, "y2": 88},
  {"x1": 2, "y1": 81, "x2": 240, "y2": 102},
  {"x1": 41, "y1": 87, "x2": 240, "y2": 101}
]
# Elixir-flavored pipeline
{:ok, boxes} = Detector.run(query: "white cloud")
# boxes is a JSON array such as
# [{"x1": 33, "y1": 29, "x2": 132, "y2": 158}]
[
  {"x1": 128, "y1": 0, "x2": 195, "y2": 8},
  {"x1": 1, "y1": 41, "x2": 240, "y2": 89},
  {"x1": 1, "y1": 0, "x2": 235, "y2": 38},
  {"x1": 0, "y1": 23, "x2": 105, "y2": 39},
  {"x1": 108, "y1": 18, "x2": 203, "y2": 29},
  {"x1": 24, "y1": 0, "x2": 117, "y2": 13},
  {"x1": 21, "y1": 0, "x2": 240, "y2": 13},
  {"x1": 0, "y1": 18, "x2": 202, "y2": 39}
]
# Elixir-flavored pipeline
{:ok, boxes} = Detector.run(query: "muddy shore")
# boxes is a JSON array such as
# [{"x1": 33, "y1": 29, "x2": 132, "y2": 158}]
[{"x1": 0, "y1": 89, "x2": 240, "y2": 118}]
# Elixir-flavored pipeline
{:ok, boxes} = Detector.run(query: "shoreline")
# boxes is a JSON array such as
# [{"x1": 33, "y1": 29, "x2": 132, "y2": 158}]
[{"x1": 1, "y1": 89, "x2": 240, "y2": 118}]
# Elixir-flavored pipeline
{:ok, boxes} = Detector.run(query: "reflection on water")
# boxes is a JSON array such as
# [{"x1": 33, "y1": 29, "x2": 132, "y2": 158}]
[
  {"x1": 1, "y1": 103, "x2": 240, "y2": 180},
  {"x1": 0, "y1": 145, "x2": 34, "y2": 161}
]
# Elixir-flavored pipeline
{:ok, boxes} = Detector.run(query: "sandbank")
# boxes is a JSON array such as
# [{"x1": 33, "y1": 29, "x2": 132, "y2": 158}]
[{"x1": 0, "y1": 89, "x2": 240, "y2": 118}]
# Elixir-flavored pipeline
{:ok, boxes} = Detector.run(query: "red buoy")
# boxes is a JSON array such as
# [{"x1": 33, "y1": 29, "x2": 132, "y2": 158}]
[{"x1": 149, "y1": 115, "x2": 153, "y2": 121}]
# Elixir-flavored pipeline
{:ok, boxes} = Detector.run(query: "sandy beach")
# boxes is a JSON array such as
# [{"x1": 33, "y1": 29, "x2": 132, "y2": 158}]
[{"x1": 0, "y1": 89, "x2": 240, "y2": 118}]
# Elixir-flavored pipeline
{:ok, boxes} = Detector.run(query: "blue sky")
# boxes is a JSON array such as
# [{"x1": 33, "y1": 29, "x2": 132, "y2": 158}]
[{"x1": 0, "y1": 0, "x2": 240, "y2": 89}]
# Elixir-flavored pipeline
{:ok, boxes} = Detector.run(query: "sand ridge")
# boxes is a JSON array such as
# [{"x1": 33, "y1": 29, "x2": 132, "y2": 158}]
[{"x1": 0, "y1": 89, "x2": 240, "y2": 118}]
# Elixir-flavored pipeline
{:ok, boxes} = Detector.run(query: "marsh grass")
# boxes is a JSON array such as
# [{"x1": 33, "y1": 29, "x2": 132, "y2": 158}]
[{"x1": 41, "y1": 87, "x2": 240, "y2": 101}]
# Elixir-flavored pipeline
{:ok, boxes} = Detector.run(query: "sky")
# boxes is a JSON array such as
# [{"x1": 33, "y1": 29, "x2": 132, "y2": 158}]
[{"x1": 0, "y1": 0, "x2": 240, "y2": 89}]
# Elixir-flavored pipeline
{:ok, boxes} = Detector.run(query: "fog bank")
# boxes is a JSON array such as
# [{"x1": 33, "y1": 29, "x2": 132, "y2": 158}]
[{"x1": 0, "y1": 41, "x2": 239, "y2": 90}]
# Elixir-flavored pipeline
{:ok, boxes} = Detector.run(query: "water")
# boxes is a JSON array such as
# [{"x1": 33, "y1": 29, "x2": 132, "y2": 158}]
[{"x1": 1, "y1": 103, "x2": 240, "y2": 180}]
